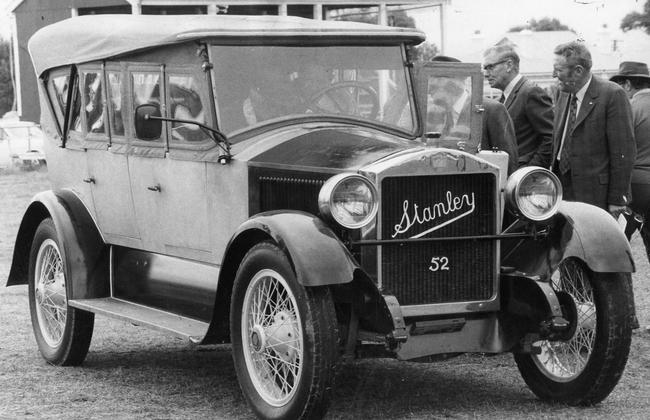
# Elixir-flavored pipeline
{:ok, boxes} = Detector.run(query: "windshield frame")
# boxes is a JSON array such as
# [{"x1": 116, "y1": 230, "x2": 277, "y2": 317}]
[{"x1": 208, "y1": 41, "x2": 420, "y2": 142}]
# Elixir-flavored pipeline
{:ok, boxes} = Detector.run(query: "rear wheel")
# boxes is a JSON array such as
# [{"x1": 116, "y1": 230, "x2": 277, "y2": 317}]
[
  {"x1": 231, "y1": 242, "x2": 338, "y2": 420},
  {"x1": 514, "y1": 258, "x2": 632, "y2": 405},
  {"x1": 28, "y1": 218, "x2": 94, "y2": 365}
]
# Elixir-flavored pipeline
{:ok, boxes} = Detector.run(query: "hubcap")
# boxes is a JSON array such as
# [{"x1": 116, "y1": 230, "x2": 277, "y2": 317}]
[
  {"x1": 250, "y1": 325, "x2": 266, "y2": 353},
  {"x1": 34, "y1": 238, "x2": 67, "y2": 347},
  {"x1": 534, "y1": 259, "x2": 596, "y2": 381},
  {"x1": 241, "y1": 269, "x2": 303, "y2": 407}
]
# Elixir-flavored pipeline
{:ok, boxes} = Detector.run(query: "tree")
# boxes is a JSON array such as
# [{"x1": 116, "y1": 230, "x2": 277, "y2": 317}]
[
  {"x1": 0, "y1": 40, "x2": 14, "y2": 116},
  {"x1": 621, "y1": 0, "x2": 650, "y2": 34},
  {"x1": 410, "y1": 42, "x2": 439, "y2": 62},
  {"x1": 335, "y1": 7, "x2": 416, "y2": 28},
  {"x1": 509, "y1": 17, "x2": 574, "y2": 33},
  {"x1": 336, "y1": 7, "x2": 439, "y2": 61}
]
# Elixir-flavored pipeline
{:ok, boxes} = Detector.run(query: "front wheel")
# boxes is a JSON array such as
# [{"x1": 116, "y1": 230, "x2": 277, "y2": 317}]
[
  {"x1": 231, "y1": 242, "x2": 338, "y2": 420},
  {"x1": 514, "y1": 258, "x2": 633, "y2": 405},
  {"x1": 28, "y1": 218, "x2": 94, "y2": 366}
]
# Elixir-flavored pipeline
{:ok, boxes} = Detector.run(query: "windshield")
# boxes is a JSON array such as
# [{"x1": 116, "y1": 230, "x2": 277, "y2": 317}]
[{"x1": 211, "y1": 45, "x2": 416, "y2": 136}]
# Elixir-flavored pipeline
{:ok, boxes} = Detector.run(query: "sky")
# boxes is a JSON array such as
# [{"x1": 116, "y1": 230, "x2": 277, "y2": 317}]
[
  {"x1": 0, "y1": 0, "x2": 647, "y2": 45},
  {"x1": 441, "y1": 0, "x2": 646, "y2": 53},
  {"x1": 452, "y1": 0, "x2": 642, "y2": 39}
]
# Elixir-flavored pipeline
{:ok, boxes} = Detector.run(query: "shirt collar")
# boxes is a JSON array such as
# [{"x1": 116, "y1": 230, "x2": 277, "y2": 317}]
[
  {"x1": 633, "y1": 87, "x2": 650, "y2": 99},
  {"x1": 574, "y1": 75, "x2": 592, "y2": 105},
  {"x1": 503, "y1": 74, "x2": 522, "y2": 101}
]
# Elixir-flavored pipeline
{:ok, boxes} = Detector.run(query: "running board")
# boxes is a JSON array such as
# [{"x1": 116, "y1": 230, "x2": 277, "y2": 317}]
[{"x1": 69, "y1": 298, "x2": 209, "y2": 343}]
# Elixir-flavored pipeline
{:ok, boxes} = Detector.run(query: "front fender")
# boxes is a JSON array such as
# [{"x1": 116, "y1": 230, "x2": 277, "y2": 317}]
[
  {"x1": 203, "y1": 211, "x2": 360, "y2": 343},
  {"x1": 557, "y1": 201, "x2": 635, "y2": 272},
  {"x1": 7, "y1": 189, "x2": 108, "y2": 299},
  {"x1": 502, "y1": 201, "x2": 634, "y2": 278},
  {"x1": 226, "y1": 210, "x2": 358, "y2": 286}
]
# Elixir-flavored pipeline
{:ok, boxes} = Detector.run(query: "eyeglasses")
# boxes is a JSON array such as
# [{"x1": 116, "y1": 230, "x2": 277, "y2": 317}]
[{"x1": 483, "y1": 60, "x2": 508, "y2": 72}]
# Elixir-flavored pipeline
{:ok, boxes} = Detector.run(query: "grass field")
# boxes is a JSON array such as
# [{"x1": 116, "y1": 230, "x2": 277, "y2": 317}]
[{"x1": 0, "y1": 169, "x2": 648, "y2": 419}]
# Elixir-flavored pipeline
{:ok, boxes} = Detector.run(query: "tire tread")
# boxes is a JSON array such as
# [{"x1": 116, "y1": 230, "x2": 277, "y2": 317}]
[{"x1": 514, "y1": 260, "x2": 632, "y2": 406}]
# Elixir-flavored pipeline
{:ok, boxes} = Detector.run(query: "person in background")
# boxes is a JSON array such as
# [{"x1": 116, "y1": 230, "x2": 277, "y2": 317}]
[
  {"x1": 430, "y1": 55, "x2": 518, "y2": 174},
  {"x1": 483, "y1": 44, "x2": 554, "y2": 168},
  {"x1": 482, "y1": 98, "x2": 518, "y2": 175},
  {"x1": 610, "y1": 61, "x2": 650, "y2": 263}
]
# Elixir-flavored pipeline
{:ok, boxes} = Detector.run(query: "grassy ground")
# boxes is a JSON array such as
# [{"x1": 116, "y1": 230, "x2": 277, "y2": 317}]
[{"x1": 0, "y1": 169, "x2": 649, "y2": 419}]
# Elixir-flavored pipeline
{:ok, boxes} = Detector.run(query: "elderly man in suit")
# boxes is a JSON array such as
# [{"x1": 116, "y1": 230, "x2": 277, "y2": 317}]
[
  {"x1": 551, "y1": 41, "x2": 636, "y2": 218},
  {"x1": 483, "y1": 44, "x2": 554, "y2": 168}
]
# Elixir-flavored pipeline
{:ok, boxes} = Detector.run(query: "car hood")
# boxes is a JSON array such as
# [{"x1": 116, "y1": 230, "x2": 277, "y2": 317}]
[{"x1": 247, "y1": 126, "x2": 415, "y2": 171}]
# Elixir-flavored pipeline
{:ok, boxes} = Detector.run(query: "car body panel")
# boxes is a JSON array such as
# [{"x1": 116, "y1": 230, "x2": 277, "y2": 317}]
[{"x1": 9, "y1": 16, "x2": 635, "y2": 395}]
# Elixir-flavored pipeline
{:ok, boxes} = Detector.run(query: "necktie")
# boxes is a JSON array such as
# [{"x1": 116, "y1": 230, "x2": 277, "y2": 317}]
[
  {"x1": 559, "y1": 95, "x2": 578, "y2": 174},
  {"x1": 498, "y1": 93, "x2": 505, "y2": 104}
]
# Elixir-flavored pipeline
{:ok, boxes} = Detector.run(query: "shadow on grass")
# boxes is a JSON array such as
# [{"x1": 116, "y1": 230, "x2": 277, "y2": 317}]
[{"x1": 72, "y1": 344, "x2": 595, "y2": 419}]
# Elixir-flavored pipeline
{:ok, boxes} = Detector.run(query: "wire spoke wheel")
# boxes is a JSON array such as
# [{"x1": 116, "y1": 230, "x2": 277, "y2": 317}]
[
  {"x1": 242, "y1": 269, "x2": 303, "y2": 406},
  {"x1": 231, "y1": 242, "x2": 338, "y2": 419},
  {"x1": 533, "y1": 259, "x2": 595, "y2": 381},
  {"x1": 34, "y1": 238, "x2": 68, "y2": 347},
  {"x1": 28, "y1": 218, "x2": 94, "y2": 366},
  {"x1": 514, "y1": 257, "x2": 633, "y2": 405}
]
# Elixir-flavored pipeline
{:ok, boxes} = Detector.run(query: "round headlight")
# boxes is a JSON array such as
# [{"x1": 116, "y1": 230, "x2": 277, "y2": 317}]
[
  {"x1": 318, "y1": 173, "x2": 378, "y2": 229},
  {"x1": 505, "y1": 167, "x2": 562, "y2": 221}
]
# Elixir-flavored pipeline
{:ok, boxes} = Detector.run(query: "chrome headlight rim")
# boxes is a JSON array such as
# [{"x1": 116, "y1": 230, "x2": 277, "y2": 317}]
[
  {"x1": 318, "y1": 173, "x2": 378, "y2": 229},
  {"x1": 505, "y1": 166, "x2": 562, "y2": 222}
]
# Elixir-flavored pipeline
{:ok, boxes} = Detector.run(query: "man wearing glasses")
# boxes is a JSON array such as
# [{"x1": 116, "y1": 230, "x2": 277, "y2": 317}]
[
  {"x1": 551, "y1": 41, "x2": 635, "y2": 218},
  {"x1": 483, "y1": 44, "x2": 554, "y2": 169}
]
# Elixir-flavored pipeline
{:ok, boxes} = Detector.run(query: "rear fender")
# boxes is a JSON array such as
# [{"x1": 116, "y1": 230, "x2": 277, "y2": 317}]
[
  {"x1": 502, "y1": 201, "x2": 634, "y2": 278},
  {"x1": 7, "y1": 190, "x2": 108, "y2": 299}
]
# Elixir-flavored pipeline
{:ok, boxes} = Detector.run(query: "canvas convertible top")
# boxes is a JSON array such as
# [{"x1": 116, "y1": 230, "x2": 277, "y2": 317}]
[{"x1": 28, "y1": 14, "x2": 425, "y2": 76}]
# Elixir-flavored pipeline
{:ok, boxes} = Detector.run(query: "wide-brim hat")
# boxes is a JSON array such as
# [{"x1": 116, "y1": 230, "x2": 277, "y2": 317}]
[{"x1": 610, "y1": 61, "x2": 650, "y2": 82}]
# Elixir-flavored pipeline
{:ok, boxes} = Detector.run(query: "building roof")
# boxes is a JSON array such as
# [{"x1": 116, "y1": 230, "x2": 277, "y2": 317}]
[
  {"x1": 495, "y1": 30, "x2": 626, "y2": 74},
  {"x1": 28, "y1": 14, "x2": 425, "y2": 76},
  {"x1": 452, "y1": 29, "x2": 637, "y2": 76}
]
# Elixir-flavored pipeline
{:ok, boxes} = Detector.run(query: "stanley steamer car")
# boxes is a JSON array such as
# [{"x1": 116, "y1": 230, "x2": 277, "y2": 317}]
[{"x1": 8, "y1": 15, "x2": 635, "y2": 419}]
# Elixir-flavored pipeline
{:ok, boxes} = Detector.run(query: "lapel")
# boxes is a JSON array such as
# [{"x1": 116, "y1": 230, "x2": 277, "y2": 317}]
[
  {"x1": 504, "y1": 76, "x2": 525, "y2": 109},
  {"x1": 551, "y1": 92, "x2": 571, "y2": 163},
  {"x1": 571, "y1": 77, "x2": 598, "y2": 134},
  {"x1": 555, "y1": 92, "x2": 570, "y2": 137}
]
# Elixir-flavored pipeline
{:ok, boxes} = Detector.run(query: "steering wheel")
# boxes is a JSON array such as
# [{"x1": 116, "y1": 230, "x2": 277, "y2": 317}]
[{"x1": 306, "y1": 81, "x2": 380, "y2": 119}]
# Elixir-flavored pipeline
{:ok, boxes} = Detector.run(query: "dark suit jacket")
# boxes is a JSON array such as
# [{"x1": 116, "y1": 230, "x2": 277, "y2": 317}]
[
  {"x1": 482, "y1": 98, "x2": 518, "y2": 174},
  {"x1": 446, "y1": 97, "x2": 518, "y2": 174},
  {"x1": 552, "y1": 76, "x2": 636, "y2": 208},
  {"x1": 504, "y1": 77, "x2": 554, "y2": 168}
]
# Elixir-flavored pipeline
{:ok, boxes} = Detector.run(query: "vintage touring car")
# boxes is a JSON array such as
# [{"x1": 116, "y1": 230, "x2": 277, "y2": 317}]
[{"x1": 7, "y1": 14, "x2": 635, "y2": 419}]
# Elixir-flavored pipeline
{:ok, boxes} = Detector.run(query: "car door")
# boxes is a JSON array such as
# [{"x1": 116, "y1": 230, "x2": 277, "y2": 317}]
[
  {"x1": 414, "y1": 62, "x2": 484, "y2": 152},
  {"x1": 81, "y1": 65, "x2": 142, "y2": 247},
  {"x1": 127, "y1": 65, "x2": 212, "y2": 259}
]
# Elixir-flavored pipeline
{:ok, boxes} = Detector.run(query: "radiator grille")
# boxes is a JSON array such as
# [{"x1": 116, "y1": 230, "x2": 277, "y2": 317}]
[
  {"x1": 258, "y1": 176, "x2": 325, "y2": 215},
  {"x1": 380, "y1": 173, "x2": 497, "y2": 305}
]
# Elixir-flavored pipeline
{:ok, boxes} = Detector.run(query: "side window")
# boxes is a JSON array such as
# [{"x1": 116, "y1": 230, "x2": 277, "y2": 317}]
[
  {"x1": 107, "y1": 71, "x2": 124, "y2": 136},
  {"x1": 132, "y1": 71, "x2": 161, "y2": 141},
  {"x1": 83, "y1": 71, "x2": 106, "y2": 134},
  {"x1": 70, "y1": 75, "x2": 82, "y2": 133},
  {"x1": 168, "y1": 74, "x2": 208, "y2": 142},
  {"x1": 46, "y1": 73, "x2": 69, "y2": 130},
  {"x1": 45, "y1": 67, "x2": 82, "y2": 148},
  {"x1": 425, "y1": 75, "x2": 472, "y2": 140}
]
